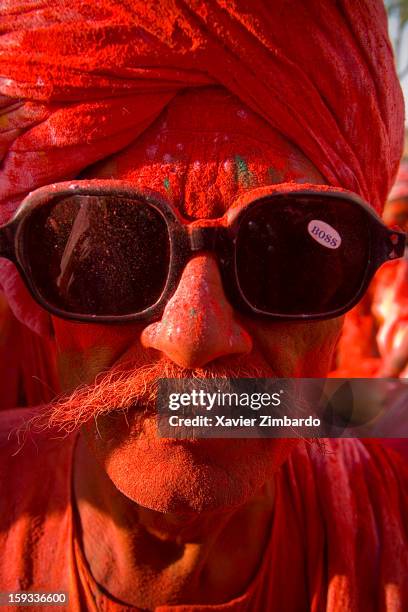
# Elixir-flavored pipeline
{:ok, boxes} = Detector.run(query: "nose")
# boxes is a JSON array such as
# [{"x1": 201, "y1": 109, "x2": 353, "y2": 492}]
[{"x1": 141, "y1": 255, "x2": 252, "y2": 368}]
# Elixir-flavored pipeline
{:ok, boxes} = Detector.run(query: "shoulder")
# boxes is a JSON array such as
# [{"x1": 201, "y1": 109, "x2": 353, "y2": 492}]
[
  {"x1": 288, "y1": 438, "x2": 408, "y2": 505},
  {"x1": 311, "y1": 437, "x2": 407, "y2": 486},
  {"x1": 273, "y1": 440, "x2": 408, "y2": 607},
  {"x1": 287, "y1": 439, "x2": 408, "y2": 574},
  {"x1": 0, "y1": 409, "x2": 75, "y2": 590}
]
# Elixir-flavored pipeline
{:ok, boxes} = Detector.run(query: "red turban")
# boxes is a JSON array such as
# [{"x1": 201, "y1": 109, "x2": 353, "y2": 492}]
[{"x1": 0, "y1": 0, "x2": 404, "y2": 334}]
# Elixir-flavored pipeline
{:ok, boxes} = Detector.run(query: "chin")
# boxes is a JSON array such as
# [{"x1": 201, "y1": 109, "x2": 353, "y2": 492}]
[{"x1": 84, "y1": 414, "x2": 298, "y2": 513}]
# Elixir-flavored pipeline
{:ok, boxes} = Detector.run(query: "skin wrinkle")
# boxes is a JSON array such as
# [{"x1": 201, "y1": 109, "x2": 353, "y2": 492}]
[
  {"x1": 36, "y1": 90, "x2": 344, "y2": 607},
  {"x1": 84, "y1": 91, "x2": 325, "y2": 220}
]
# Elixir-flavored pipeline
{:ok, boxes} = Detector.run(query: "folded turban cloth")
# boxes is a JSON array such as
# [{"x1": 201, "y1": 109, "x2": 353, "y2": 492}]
[{"x1": 0, "y1": 0, "x2": 404, "y2": 335}]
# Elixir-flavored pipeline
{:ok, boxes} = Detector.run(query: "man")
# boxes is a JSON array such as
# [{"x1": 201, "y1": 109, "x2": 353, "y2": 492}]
[{"x1": 0, "y1": 2, "x2": 407, "y2": 610}]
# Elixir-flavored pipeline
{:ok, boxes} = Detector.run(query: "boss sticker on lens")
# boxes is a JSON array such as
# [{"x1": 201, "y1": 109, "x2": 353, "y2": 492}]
[{"x1": 307, "y1": 220, "x2": 341, "y2": 249}]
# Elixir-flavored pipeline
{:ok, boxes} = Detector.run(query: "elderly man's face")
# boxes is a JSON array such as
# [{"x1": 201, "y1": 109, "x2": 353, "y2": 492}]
[{"x1": 50, "y1": 91, "x2": 343, "y2": 513}]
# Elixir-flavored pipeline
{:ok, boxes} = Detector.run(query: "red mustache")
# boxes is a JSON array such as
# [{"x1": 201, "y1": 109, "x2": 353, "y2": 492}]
[{"x1": 25, "y1": 356, "x2": 273, "y2": 436}]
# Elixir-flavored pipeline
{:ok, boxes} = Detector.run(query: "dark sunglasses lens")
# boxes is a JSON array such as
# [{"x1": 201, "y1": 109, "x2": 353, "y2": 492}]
[
  {"x1": 236, "y1": 196, "x2": 370, "y2": 316},
  {"x1": 22, "y1": 195, "x2": 170, "y2": 316}
]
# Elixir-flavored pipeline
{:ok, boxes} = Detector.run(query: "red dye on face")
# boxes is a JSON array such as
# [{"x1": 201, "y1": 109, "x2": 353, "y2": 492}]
[{"x1": 42, "y1": 91, "x2": 342, "y2": 514}]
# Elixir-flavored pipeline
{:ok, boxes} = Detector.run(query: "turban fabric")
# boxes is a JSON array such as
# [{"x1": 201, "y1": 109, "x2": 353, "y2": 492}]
[{"x1": 0, "y1": 0, "x2": 404, "y2": 336}]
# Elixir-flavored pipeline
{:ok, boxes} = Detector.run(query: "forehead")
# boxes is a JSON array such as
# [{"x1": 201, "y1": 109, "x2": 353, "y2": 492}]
[{"x1": 83, "y1": 89, "x2": 324, "y2": 219}]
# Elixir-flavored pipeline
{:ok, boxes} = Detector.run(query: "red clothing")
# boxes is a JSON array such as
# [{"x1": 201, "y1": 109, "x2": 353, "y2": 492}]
[
  {"x1": 0, "y1": 293, "x2": 20, "y2": 408},
  {"x1": 1, "y1": 410, "x2": 407, "y2": 611}
]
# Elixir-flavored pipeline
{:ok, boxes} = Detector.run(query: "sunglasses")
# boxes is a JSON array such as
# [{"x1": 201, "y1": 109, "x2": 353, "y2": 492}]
[{"x1": 0, "y1": 180, "x2": 405, "y2": 324}]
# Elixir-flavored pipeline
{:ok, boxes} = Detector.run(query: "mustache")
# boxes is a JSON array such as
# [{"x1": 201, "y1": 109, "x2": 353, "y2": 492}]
[{"x1": 20, "y1": 356, "x2": 270, "y2": 437}]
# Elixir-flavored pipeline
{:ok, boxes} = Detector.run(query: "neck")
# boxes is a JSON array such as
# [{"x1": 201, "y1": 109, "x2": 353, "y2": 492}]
[{"x1": 73, "y1": 434, "x2": 275, "y2": 608}]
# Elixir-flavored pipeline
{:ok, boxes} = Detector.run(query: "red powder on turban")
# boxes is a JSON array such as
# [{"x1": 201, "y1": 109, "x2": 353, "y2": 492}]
[{"x1": 0, "y1": 0, "x2": 404, "y2": 334}]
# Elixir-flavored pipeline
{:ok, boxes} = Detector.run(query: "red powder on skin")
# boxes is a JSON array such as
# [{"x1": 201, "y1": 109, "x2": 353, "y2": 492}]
[
  {"x1": 84, "y1": 89, "x2": 326, "y2": 220},
  {"x1": 41, "y1": 92, "x2": 343, "y2": 520}
]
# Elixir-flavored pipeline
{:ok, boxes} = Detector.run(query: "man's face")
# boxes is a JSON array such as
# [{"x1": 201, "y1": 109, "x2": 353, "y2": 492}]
[{"x1": 50, "y1": 91, "x2": 343, "y2": 513}]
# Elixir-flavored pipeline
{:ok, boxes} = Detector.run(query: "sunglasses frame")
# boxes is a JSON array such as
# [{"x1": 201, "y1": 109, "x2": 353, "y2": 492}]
[{"x1": 0, "y1": 180, "x2": 405, "y2": 324}]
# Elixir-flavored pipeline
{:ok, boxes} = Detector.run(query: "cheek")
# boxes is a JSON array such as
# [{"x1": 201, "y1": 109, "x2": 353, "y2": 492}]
[
  {"x1": 246, "y1": 317, "x2": 343, "y2": 377},
  {"x1": 293, "y1": 320, "x2": 343, "y2": 376},
  {"x1": 51, "y1": 317, "x2": 146, "y2": 391}
]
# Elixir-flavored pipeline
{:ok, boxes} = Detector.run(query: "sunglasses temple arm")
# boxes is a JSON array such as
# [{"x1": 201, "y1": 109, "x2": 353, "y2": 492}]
[{"x1": 384, "y1": 229, "x2": 406, "y2": 260}]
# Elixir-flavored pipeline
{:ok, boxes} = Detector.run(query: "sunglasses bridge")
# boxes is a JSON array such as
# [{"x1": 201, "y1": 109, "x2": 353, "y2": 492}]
[{"x1": 188, "y1": 224, "x2": 224, "y2": 253}]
